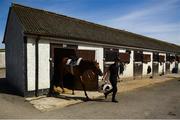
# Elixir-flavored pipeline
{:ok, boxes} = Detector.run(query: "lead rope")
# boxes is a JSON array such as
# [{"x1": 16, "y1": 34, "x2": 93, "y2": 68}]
[{"x1": 102, "y1": 72, "x2": 108, "y2": 83}]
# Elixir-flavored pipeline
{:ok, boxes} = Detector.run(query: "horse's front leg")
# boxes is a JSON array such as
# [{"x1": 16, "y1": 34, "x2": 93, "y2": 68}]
[
  {"x1": 79, "y1": 76, "x2": 90, "y2": 101},
  {"x1": 60, "y1": 79, "x2": 65, "y2": 93},
  {"x1": 71, "y1": 74, "x2": 75, "y2": 95}
]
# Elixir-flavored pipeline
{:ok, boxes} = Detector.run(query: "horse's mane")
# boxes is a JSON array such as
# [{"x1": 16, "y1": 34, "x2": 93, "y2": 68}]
[{"x1": 79, "y1": 60, "x2": 94, "y2": 67}]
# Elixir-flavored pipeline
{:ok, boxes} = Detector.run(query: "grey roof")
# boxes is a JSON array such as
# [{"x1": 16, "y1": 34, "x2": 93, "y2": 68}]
[{"x1": 6, "y1": 4, "x2": 180, "y2": 53}]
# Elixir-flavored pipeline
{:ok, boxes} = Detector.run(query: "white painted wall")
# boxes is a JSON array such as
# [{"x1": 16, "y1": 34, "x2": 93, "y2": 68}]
[
  {"x1": 119, "y1": 50, "x2": 134, "y2": 78},
  {"x1": 170, "y1": 61, "x2": 175, "y2": 73},
  {"x1": 38, "y1": 40, "x2": 50, "y2": 89},
  {"x1": 119, "y1": 49, "x2": 126, "y2": 53},
  {"x1": 27, "y1": 39, "x2": 50, "y2": 91},
  {"x1": 78, "y1": 46, "x2": 104, "y2": 73},
  {"x1": 143, "y1": 51, "x2": 152, "y2": 76},
  {"x1": 27, "y1": 38, "x2": 36, "y2": 91},
  {"x1": 159, "y1": 53, "x2": 166, "y2": 75}
]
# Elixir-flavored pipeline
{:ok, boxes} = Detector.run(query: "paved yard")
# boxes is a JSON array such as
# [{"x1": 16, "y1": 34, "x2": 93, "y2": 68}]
[
  {"x1": 0, "y1": 74, "x2": 180, "y2": 118},
  {"x1": 25, "y1": 74, "x2": 180, "y2": 112}
]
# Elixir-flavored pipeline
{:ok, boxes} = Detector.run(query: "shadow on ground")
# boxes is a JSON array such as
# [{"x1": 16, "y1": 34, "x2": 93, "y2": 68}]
[
  {"x1": 47, "y1": 92, "x2": 107, "y2": 103},
  {"x1": 0, "y1": 78, "x2": 21, "y2": 96}
]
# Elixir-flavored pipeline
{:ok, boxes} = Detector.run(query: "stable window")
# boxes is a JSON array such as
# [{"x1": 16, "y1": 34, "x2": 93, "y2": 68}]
[
  {"x1": 104, "y1": 48, "x2": 119, "y2": 61},
  {"x1": 119, "y1": 52, "x2": 130, "y2": 63},
  {"x1": 166, "y1": 54, "x2": 170, "y2": 62},
  {"x1": 170, "y1": 56, "x2": 176, "y2": 62},
  {"x1": 176, "y1": 56, "x2": 180, "y2": 62},
  {"x1": 159, "y1": 55, "x2": 165, "y2": 62},
  {"x1": 143, "y1": 54, "x2": 151, "y2": 63},
  {"x1": 134, "y1": 51, "x2": 143, "y2": 62},
  {"x1": 153, "y1": 53, "x2": 159, "y2": 62}
]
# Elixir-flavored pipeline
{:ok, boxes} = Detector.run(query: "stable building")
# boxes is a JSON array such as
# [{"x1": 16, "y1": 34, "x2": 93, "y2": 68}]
[{"x1": 3, "y1": 4, "x2": 180, "y2": 96}]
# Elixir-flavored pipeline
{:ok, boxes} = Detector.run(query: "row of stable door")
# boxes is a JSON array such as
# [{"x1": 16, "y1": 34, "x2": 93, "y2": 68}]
[
  {"x1": 133, "y1": 62, "x2": 171, "y2": 79},
  {"x1": 104, "y1": 49, "x2": 172, "y2": 79}
]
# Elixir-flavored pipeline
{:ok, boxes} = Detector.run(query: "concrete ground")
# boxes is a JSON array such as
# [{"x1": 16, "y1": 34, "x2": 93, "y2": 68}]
[
  {"x1": 0, "y1": 74, "x2": 180, "y2": 119},
  {"x1": 25, "y1": 74, "x2": 180, "y2": 112}
]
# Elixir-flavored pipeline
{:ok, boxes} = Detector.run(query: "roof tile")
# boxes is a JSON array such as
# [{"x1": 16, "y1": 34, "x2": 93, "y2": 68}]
[{"x1": 11, "y1": 3, "x2": 180, "y2": 53}]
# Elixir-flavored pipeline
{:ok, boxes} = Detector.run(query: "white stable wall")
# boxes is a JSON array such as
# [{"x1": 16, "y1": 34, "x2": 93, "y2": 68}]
[
  {"x1": 170, "y1": 61, "x2": 175, "y2": 73},
  {"x1": 159, "y1": 53, "x2": 166, "y2": 75},
  {"x1": 27, "y1": 38, "x2": 50, "y2": 91},
  {"x1": 27, "y1": 38, "x2": 36, "y2": 91},
  {"x1": 38, "y1": 40, "x2": 50, "y2": 89},
  {"x1": 119, "y1": 49, "x2": 134, "y2": 78},
  {"x1": 143, "y1": 51, "x2": 153, "y2": 76}
]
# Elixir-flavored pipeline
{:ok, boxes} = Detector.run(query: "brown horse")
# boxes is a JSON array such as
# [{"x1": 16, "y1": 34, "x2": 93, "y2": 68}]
[
  {"x1": 61, "y1": 57, "x2": 103, "y2": 100},
  {"x1": 61, "y1": 58, "x2": 103, "y2": 100}
]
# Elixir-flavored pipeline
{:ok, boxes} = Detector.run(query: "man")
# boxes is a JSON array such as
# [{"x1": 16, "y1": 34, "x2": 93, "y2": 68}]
[{"x1": 104, "y1": 58, "x2": 120, "y2": 103}]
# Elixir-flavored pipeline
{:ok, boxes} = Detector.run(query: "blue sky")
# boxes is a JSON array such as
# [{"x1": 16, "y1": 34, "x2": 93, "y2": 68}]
[{"x1": 0, "y1": 0, "x2": 180, "y2": 48}]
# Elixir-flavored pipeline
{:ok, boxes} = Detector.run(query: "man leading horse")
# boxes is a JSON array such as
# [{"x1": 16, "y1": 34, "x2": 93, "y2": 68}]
[{"x1": 103, "y1": 57, "x2": 123, "y2": 103}]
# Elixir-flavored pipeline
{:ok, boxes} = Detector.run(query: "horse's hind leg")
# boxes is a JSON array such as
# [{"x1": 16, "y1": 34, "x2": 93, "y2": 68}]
[
  {"x1": 79, "y1": 76, "x2": 90, "y2": 101},
  {"x1": 59, "y1": 83, "x2": 65, "y2": 93}
]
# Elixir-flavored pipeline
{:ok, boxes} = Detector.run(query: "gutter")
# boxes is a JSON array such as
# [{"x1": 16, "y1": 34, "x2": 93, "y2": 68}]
[{"x1": 25, "y1": 33, "x2": 179, "y2": 54}]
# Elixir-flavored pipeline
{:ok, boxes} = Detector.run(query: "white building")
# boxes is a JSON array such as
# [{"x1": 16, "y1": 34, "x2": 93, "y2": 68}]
[{"x1": 3, "y1": 4, "x2": 180, "y2": 96}]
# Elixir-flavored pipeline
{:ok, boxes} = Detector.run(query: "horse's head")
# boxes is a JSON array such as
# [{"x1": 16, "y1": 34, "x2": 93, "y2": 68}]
[{"x1": 91, "y1": 61, "x2": 103, "y2": 76}]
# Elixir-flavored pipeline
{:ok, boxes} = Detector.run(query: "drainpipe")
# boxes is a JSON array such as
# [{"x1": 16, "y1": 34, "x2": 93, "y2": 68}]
[
  {"x1": 35, "y1": 36, "x2": 40, "y2": 97},
  {"x1": 133, "y1": 51, "x2": 135, "y2": 80},
  {"x1": 151, "y1": 52, "x2": 154, "y2": 78},
  {"x1": 141, "y1": 51, "x2": 143, "y2": 79},
  {"x1": 152, "y1": 52, "x2": 154, "y2": 78}
]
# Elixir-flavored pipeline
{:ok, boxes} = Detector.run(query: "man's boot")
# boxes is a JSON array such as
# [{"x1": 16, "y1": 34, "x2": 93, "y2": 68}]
[{"x1": 112, "y1": 99, "x2": 118, "y2": 103}]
